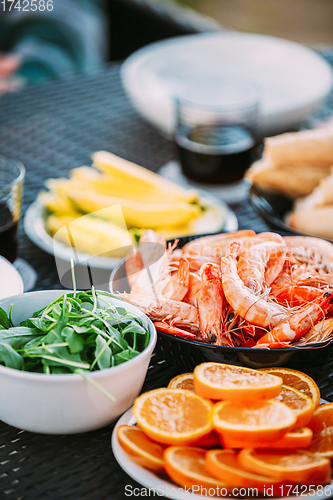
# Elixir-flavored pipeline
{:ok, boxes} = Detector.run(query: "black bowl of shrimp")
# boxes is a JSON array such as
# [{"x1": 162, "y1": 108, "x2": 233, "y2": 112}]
[{"x1": 109, "y1": 230, "x2": 333, "y2": 372}]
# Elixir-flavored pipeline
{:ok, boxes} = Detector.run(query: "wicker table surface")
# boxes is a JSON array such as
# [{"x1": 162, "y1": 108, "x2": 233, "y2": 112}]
[{"x1": 1, "y1": 54, "x2": 333, "y2": 499}]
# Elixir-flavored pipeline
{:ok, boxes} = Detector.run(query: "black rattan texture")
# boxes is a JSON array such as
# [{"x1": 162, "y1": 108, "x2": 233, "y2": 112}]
[{"x1": 0, "y1": 51, "x2": 333, "y2": 499}]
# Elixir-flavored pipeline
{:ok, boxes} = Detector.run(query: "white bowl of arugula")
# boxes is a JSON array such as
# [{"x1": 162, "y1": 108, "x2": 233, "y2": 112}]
[{"x1": 0, "y1": 289, "x2": 157, "y2": 434}]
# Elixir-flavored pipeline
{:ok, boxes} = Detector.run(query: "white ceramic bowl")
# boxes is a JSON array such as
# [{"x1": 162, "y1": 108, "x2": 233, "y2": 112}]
[
  {"x1": 122, "y1": 32, "x2": 333, "y2": 136},
  {"x1": 0, "y1": 290, "x2": 157, "y2": 434}
]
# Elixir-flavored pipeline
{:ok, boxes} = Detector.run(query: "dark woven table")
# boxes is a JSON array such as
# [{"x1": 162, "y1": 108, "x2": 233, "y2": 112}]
[{"x1": 1, "y1": 54, "x2": 333, "y2": 499}]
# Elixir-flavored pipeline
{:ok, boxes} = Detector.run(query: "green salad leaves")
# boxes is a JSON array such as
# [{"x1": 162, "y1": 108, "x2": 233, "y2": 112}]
[{"x1": 0, "y1": 291, "x2": 150, "y2": 400}]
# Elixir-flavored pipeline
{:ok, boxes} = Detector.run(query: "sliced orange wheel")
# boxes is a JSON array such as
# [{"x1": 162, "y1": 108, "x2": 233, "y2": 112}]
[
  {"x1": 259, "y1": 368, "x2": 320, "y2": 407},
  {"x1": 194, "y1": 362, "x2": 282, "y2": 401},
  {"x1": 116, "y1": 425, "x2": 165, "y2": 471},
  {"x1": 221, "y1": 427, "x2": 313, "y2": 450},
  {"x1": 167, "y1": 373, "x2": 194, "y2": 391},
  {"x1": 238, "y1": 449, "x2": 330, "y2": 485},
  {"x1": 308, "y1": 403, "x2": 333, "y2": 458},
  {"x1": 164, "y1": 446, "x2": 229, "y2": 495},
  {"x1": 212, "y1": 399, "x2": 296, "y2": 443},
  {"x1": 133, "y1": 388, "x2": 213, "y2": 445},
  {"x1": 275, "y1": 385, "x2": 315, "y2": 429},
  {"x1": 206, "y1": 449, "x2": 283, "y2": 493}
]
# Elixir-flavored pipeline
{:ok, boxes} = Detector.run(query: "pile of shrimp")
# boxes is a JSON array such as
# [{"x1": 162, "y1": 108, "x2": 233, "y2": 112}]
[{"x1": 118, "y1": 229, "x2": 333, "y2": 349}]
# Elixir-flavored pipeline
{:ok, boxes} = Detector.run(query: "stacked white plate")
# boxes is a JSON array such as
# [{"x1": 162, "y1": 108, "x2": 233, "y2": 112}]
[{"x1": 122, "y1": 32, "x2": 333, "y2": 137}]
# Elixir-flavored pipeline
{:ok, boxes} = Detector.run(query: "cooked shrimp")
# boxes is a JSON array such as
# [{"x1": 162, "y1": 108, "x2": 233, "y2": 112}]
[
  {"x1": 182, "y1": 230, "x2": 256, "y2": 258},
  {"x1": 284, "y1": 236, "x2": 333, "y2": 273},
  {"x1": 168, "y1": 248, "x2": 183, "y2": 266},
  {"x1": 183, "y1": 253, "x2": 220, "y2": 273},
  {"x1": 162, "y1": 258, "x2": 189, "y2": 301},
  {"x1": 270, "y1": 279, "x2": 327, "y2": 307},
  {"x1": 129, "y1": 230, "x2": 170, "y2": 296},
  {"x1": 294, "y1": 318, "x2": 333, "y2": 346},
  {"x1": 237, "y1": 235, "x2": 286, "y2": 293},
  {"x1": 125, "y1": 247, "x2": 143, "y2": 288},
  {"x1": 255, "y1": 292, "x2": 333, "y2": 348},
  {"x1": 200, "y1": 262, "x2": 221, "y2": 281},
  {"x1": 221, "y1": 242, "x2": 289, "y2": 328},
  {"x1": 117, "y1": 293, "x2": 199, "y2": 330},
  {"x1": 153, "y1": 322, "x2": 198, "y2": 340},
  {"x1": 139, "y1": 229, "x2": 167, "y2": 265},
  {"x1": 183, "y1": 231, "x2": 284, "y2": 262},
  {"x1": 298, "y1": 274, "x2": 333, "y2": 288},
  {"x1": 185, "y1": 272, "x2": 203, "y2": 307},
  {"x1": 196, "y1": 279, "x2": 230, "y2": 345},
  {"x1": 270, "y1": 283, "x2": 322, "y2": 307}
]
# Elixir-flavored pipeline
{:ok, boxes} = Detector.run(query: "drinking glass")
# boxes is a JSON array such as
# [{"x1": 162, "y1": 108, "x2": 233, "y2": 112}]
[
  {"x1": 175, "y1": 76, "x2": 262, "y2": 185},
  {"x1": 0, "y1": 156, "x2": 25, "y2": 263}
]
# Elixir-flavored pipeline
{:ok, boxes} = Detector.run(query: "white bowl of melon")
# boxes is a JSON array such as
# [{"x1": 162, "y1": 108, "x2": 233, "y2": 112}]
[{"x1": 24, "y1": 151, "x2": 237, "y2": 272}]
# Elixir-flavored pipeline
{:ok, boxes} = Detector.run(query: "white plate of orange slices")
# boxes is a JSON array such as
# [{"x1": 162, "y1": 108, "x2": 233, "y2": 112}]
[{"x1": 112, "y1": 365, "x2": 333, "y2": 500}]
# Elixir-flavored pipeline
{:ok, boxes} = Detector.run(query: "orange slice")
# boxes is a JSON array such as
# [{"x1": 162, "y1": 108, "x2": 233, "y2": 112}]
[
  {"x1": 193, "y1": 431, "x2": 221, "y2": 449},
  {"x1": 206, "y1": 449, "x2": 283, "y2": 493},
  {"x1": 168, "y1": 373, "x2": 194, "y2": 391},
  {"x1": 133, "y1": 388, "x2": 213, "y2": 445},
  {"x1": 194, "y1": 362, "x2": 282, "y2": 401},
  {"x1": 116, "y1": 425, "x2": 165, "y2": 471},
  {"x1": 221, "y1": 427, "x2": 313, "y2": 450},
  {"x1": 164, "y1": 446, "x2": 229, "y2": 495},
  {"x1": 275, "y1": 385, "x2": 315, "y2": 429},
  {"x1": 212, "y1": 399, "x2": 296, "y2": 443},
  {"x1": 259, "y1": 367, "x2": 320, "y2": 407},
  {"x1": 308, "y1": 403, "x2": 333, "y2": 458},
  {"x1": 238, "y1": 449, "x2": 330, "y2": 484}
]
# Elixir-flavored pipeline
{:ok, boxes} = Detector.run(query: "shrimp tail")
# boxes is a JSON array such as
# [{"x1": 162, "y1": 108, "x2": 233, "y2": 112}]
[{"x1": 153, "y1": 322, "x2": 199, "y2": 340}]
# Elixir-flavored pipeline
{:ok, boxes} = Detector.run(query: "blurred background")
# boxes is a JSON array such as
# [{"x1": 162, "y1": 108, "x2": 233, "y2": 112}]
[
  {"x1": 107, "y1": 0, "x2": 333, "y2": 61},
  {"x1": 1, "y1": 0, "x2": 332, "y2": 89},
  {"x1": 175, "y1": 0, "x2": 333, "y2": 47}
]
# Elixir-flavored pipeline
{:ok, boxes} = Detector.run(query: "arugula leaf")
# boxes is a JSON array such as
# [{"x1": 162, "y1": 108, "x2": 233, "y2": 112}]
[
  {"x1": 115, "y1": 307, "x2": 127, "y2": 316},
  {"x1": 0, "y1": 307, "x2": 13, "y2": 329},
  {"x1": 0, "y1": 343, "x2": 24, "y2": 369},
  {"x1": 26, "y1": 317, "x2": 54, "y2": 332},
  {"x1": 72, "y1": 325, "x2": 90, "y2": 334},
  {"x1": 94, "y1": 335, "x2": 111, "y2": 370},
  {"x1": 113, "y1": 350, "x2": 138, "y2": 365},
  {"x1": 62, "y1": 327, "x2": 85, "y2": 354},
  {"x1": 121, "y1": 322, "x2": 146, "y2": 335},
  {"x1": 53, "y1": 295, "x2": 70, "y2": 333},
  {"x1": 0, "y1": 327, "x2": 40, "y2": 349}
]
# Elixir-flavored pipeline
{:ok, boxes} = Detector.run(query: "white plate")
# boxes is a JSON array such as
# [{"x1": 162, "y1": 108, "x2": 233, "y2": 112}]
[
  {"x1": 112, "y1": 407, "x2": 333, "y2": 500},
  {"x1": 121, "y1": 32, "x2": 333, "y2": 137},
  {"x1": 0, "y1": 256, "x2": 24, "y2": 299},
  {"x1": 24, "y1": 198, "x2": 237, "y2": 271}
]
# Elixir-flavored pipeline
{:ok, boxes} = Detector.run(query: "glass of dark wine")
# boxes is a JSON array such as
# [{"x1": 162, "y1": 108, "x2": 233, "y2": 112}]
[
  {"x1": 175, "y1": 76, "x2": 262, "y2": 187},
  {"x1": 0, "y1": 156, "x2": 25, "y2": 263}
]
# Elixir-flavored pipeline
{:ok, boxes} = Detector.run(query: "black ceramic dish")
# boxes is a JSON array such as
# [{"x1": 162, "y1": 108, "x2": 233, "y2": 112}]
[
  {"x1": 249, "y1": 183, "x2": 333, "y2": 242},
  {"x1": 109, "y1": 234, "x2": 333, "y2": 373}
]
